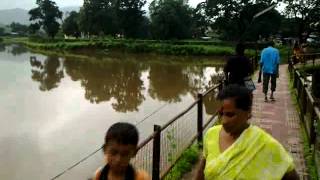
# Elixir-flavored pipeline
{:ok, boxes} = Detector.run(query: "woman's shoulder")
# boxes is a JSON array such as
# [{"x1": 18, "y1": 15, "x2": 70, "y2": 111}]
[
  {"x1": 136, "y1": 169, "x2": 151, "y2": 180},
  {"x1": 205, "y1": 125, "x2": 222, "y2": 139}
]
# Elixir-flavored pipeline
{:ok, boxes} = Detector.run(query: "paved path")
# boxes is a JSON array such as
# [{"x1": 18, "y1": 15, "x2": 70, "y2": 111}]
[
  {"x1": 251, "y1": 64, "x2": 308, "y2": 179},
  {"x1": 182, "y1": 64, "x2": 309, "y2": 180}
]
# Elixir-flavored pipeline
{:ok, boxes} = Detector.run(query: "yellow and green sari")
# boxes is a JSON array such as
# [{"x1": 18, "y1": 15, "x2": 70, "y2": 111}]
[{"x1": 203, "y1": 125, "x2": 295, "y2": 180}]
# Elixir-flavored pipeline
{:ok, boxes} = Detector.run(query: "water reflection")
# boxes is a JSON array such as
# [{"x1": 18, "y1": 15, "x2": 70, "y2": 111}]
[
  {"x1": 64, "y1": 58, "x2": 145, "y2": 112},
  {"x1": 10, "y1": 44, "x2": 28, "y2": 56},
  {"x1": 30, "y1": 56, "x2": 64, "y2": 91},
  {"x1": 148, "y1": 64, "x2": 191, "y2": 103},
  {"x1": 29, "y1": 55, "x2": 224, "y2": 112}
]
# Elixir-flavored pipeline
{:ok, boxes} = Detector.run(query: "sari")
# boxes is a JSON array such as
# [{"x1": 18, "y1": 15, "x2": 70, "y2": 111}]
[{"x1": 203, "y1": 125, "x2": 295, "y2": 180}]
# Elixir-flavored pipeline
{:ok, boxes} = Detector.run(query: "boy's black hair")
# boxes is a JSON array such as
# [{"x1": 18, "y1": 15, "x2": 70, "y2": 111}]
[
  {"x1": 217, "y1": 84, "x2": 252, "y2": 111},
  {"x1": 103, "y1": 122, "x2": 139, "y2": 150}
]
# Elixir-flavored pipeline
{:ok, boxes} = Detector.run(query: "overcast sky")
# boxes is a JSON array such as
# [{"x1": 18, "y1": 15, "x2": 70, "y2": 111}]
[
  {"x1": 0, "y1": 0, "x2": 203, "y2": 10},
  {"x1": 0, "y1": 0, "x2": 286, "y2": 13}
]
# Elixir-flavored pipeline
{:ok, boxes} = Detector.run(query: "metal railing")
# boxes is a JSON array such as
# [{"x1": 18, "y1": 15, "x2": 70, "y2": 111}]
[
  {"x1": 288, "y1": 53, "x2": 320, "y2": 176},
  {"x1": 131, "y1": 55, "x2": 259, "y2": 180},
  {"x1": 131, "y1": 83, "x2": 223, "y2": 180}
]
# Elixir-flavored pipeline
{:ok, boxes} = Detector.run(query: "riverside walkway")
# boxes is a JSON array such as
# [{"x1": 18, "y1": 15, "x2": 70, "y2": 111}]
[{"x1": 250, "y1": 65, "x2": 308, "y2": 179}]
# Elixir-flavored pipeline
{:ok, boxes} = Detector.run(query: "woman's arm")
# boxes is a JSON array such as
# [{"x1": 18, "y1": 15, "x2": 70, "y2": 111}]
[
  {"x1": 282, "y1": 169, "x2": 299, "y2": 180},
  {"x1": 195, "y1": 158, "x2": 206, "y2": 180}
]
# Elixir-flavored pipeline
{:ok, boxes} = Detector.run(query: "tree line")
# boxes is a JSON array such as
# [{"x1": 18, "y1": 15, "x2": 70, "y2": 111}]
[{"x1": 9, "y1": 0, "x2": 320, "y2": 41}]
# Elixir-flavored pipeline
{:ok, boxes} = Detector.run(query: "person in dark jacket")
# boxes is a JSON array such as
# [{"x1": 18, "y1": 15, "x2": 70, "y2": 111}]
[{"x1": 224, "y1": 43, "x2": 253, "y2": 86}]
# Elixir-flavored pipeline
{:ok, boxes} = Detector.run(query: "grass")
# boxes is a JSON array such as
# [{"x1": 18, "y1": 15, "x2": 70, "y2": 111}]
[
  {"x1": 288, "y1": 70, "x2": 318, "y2": 180},
  {"x1": 164, "y1": 144, "x2": 200, "y2": 180},
  {"x1": 3, "y1": 37, "x2": 258, "y2": 57}
]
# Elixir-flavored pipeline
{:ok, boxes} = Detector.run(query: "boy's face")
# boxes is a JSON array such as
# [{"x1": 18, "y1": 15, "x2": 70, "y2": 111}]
[{"x1": 104, "y1": 141, "x2": 137, "y2": 172}]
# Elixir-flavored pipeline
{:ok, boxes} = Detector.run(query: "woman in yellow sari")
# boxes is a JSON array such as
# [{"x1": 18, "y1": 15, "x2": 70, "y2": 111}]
[{"x1": 196, "y1": 85, "x2": 299, "y2": 180}]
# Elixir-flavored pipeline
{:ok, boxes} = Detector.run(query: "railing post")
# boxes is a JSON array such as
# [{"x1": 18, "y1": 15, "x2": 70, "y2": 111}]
[
  {"x1": 197, "y1": 93, "x2": 203, "y2": 147},
  {"x1": 152, "y1": 125, "x2": 161, "y2": 180}
]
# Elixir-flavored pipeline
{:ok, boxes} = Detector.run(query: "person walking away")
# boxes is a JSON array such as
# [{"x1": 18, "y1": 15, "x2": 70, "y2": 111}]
[
  {"x1": 260, "y1": 41, "x2": 280, "y2": 102},
  {"x1": 224, "y1": 43, "x2": 253, "y2": 86}
]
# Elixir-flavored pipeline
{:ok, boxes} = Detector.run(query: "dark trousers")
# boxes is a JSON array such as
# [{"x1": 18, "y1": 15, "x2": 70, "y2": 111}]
[{"x1": 263, "y1": 73, "x2": 277, "y2": 94}]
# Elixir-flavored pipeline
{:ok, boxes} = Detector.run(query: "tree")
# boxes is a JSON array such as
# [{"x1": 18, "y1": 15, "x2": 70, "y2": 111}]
[
  {"x1": 0, "y1": 27, "x2": 5, "y2": 36},
  {"x1": 29, "y1": 0, "x2": 63, "y2": 38},
  {"x1": 79, "y1": 0, "x2": 119, "y2": 36},
  {"x1": 62, "y1": 11, "x2": 81, "y2": 38},
  {"x1": 205, "y1": 0, "x2": 281, "y2": 41},
  {"x1": 284, "y1": 0, "x2": 320, "y2": 42},
  {"x1": 192, "y1": 2, "x2": 210, "y2": 38},
  {"x1": 9, "y1": 22, "x2": 29, "y2": 36},
  {"x1": 117, "y1": 0, "x2": 147, "y2": 38},
  {"x1": 150, "y1": 0, "x2": 194, "y2": 40}
]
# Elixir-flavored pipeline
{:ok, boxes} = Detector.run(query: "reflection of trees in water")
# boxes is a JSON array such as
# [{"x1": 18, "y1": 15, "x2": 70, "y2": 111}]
[
  {"x1": 10, "y1": 44, "x2": 28, "y2": 56},
  {"x1": 148, "y1": 64, "x2": 224, "y2": 104},
  {"x1": 148, "y1": 64, "x2": 194, "y2": 103},
  {"x1": 30, "y1": 56, "x2": 64, "y2": 91},
  {"x1": 64, "y1": 59, "x2": 145, "y2": 112}
]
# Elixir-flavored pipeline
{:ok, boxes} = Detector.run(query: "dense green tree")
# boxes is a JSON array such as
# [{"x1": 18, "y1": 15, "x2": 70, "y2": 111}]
[
  {"x1": 29, "y1": 0, "x2": 63, "y2": 38},
  {"x1": 150, "y1": 0, "x2": 194, "y2": 40},
  {"x1": 284, "y1": 0, "x2": 320, "y2": 42},
  {"x1": 192, "y1": 2, "x2": 209, "y2": 38},
  {"x1": 279, "y1": 17, "x2": 299, "y2": 38},
  {"x1": 205, "y1": 0, "x2": 281, "y2": 41},
  {"x1": 28, "y1": 23, "x2": 41, "y2": 34},
  {"x1": 0, "y1": 27, "x2": 5, "y2": 36},
  {"x1": 118, "y1": 0, "x2": 147, "y2": 38},
  {"x1": 9, "y1": 22, "x2": 29, "y2": 35},
  {"x1": 79, "y1": 0, "x2": 119, "y2": 36},
  {"x1": 62, "y1": 11, "x2": 81, "y2": 38}
]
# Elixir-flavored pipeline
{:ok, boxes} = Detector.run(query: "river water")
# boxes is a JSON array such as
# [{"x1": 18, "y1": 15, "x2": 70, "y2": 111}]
[{"x1": 0, "y1": 44, "x2": 224, "y2": 179}]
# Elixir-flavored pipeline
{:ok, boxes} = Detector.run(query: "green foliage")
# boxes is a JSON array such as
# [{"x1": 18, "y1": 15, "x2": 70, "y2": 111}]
[
  {"x1": 150, "y1": 0, "x2": 194, "y2": 40},
  {"x1": 205, "y1": 0, "x2": 281, "y2": 41},
  {"x1": 29, "y1": 0, "x2": 63, "y2": 38},
  {"x1": 164, "y1": 144, "x2": 199, "y2": 180},
  {"x1": 9, "y1": 22, "x2": 29, "y2": 36},
  {"x1": 301, "y1": 122, "x2": 318, "y2": 180},
  {"x1": 118, "y1": 0, "x2": 147, "y2": 38},
  {"x1": 192, "y1": 2, "x2": 209, "y2": 38},
  {"x1": 79, "y1": 0, "x2": 147, "y2": 38},
  {"x1": 0, "y1": 27, "x2": 4, "y2": 36},
  {"x1": 62, "y1": 11, "x2": 81, "y2": 38},
  {"x1": 79, "y1": 0, "x2": 119, "y2": 36},
  {"x1": 284, "y1": 0, "x2": 320, "y2": 42}
]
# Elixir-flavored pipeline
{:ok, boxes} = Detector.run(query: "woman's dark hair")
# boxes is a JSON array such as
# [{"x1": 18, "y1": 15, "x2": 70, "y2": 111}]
[
  {"x1": 217, "y1": 84, "x2": 252, "y2": 111},
  {"x1": 236, "y1": 43, "x2": 245, "y2": 56},
  {"x1": 103, "y1": 122, "x2": 139, "y2": 150}
]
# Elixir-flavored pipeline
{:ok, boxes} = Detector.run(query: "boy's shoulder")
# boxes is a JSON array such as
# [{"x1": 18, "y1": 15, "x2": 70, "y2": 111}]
[{"x1": 136, "y1": 169, "x2": 151, "y2": 180}]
